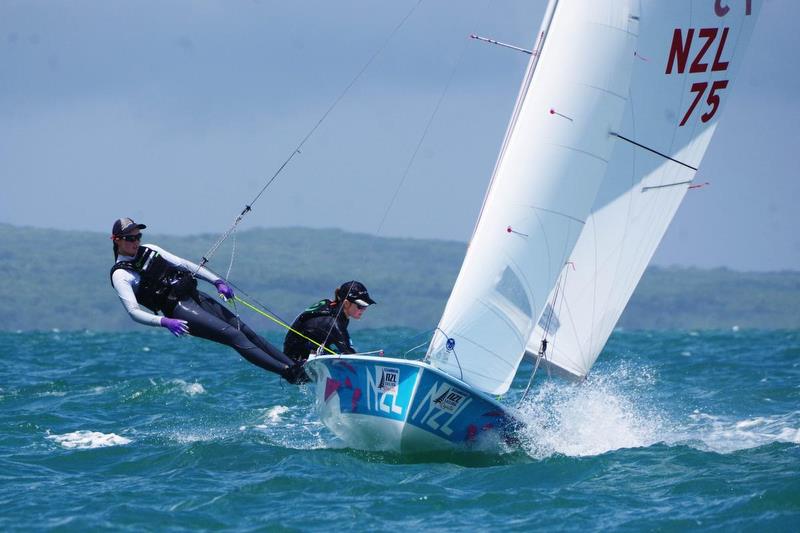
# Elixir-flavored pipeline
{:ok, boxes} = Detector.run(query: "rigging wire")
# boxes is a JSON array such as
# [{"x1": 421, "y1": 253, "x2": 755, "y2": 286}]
[
  {"x1": 373, "y1": 31, "x2": 472, "y2": 235},
  {"x1": 546, "y1": 262, "x2": 572, "y2": 378},
  {"x1": 191, "y1": 0, "x2": 428, "y2": 339},
  {"x1": 518, "y1": 262, "x2": 573, "y2": 405},
  {"x1": 196, "y1": 0, "x2": 427, "y2": 275},
  {"x1": 319, "y1": 1, "x2": 484, "y2": 353},
  {"x1": 355, "y1": 0, "x2": 494, "y2": 361}
]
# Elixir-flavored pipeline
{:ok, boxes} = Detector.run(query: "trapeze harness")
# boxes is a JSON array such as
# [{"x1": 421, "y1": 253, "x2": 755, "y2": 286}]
[
  {"x1": 110, "y1": 246, "x2": 197, "y2": 315},
  {"x1": 283, "y1": 299, "x2": 355, "y2": 361},
  {"x1": 110, "y1": 246, "x2": 297, "y2": 376}
]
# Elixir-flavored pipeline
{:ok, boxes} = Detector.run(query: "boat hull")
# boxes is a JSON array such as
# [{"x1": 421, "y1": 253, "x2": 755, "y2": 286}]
[{"x1": 304, "y1": 354, "x2": 521, "y2": 453}]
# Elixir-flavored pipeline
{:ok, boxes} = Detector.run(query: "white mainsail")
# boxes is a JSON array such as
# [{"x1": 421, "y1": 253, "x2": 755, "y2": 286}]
[
  {"x1": 427, "y1": 0, "x2": 639, "y2": 395},
  {"x1": 528, "y1": 1, "x2": 763, "y2": 379}
]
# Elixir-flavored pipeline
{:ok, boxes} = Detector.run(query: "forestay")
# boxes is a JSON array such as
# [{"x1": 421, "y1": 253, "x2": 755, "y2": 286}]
[
  {"x1": 428, "y1": 0, "x2": 639, "y2": 395},
  {"x1": 528, "y1": 1, "x2": 762, "y2": 379}
]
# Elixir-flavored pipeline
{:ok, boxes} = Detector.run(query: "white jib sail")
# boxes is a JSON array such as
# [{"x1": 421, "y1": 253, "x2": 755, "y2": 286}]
[
  {"x1": 428, "y1": 0, "x2": 639, "y2": 395},
  {"x1": 528, "y1": 1, "x2": 763, "y2": 379}
]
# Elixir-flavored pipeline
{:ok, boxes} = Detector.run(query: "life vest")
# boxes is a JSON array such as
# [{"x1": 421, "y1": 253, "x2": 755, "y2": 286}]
[
  {"x1": 283, "y1": 299, "x2": 350, "y2": 359},
  {"x1": 109, "y1": 246, "x2": 197, "y2": 313},
  {"x1": 299, "y1": 299, "x2": 337, "y2": 319}
]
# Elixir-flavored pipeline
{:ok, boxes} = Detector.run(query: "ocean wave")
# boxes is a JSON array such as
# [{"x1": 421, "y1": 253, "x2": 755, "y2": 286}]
[
  {"x1": 125, "y1": 378, "x2": 206, "y2": 401},
  {"x1": 674, "y1": 410, "x2": 800, "y2": 452},
  {"x1": 170, "y1": 379, "x2": 206, "y2": 396},
  {"x1": 46, "y1": 430, "x2": 132, "y2": 449}
]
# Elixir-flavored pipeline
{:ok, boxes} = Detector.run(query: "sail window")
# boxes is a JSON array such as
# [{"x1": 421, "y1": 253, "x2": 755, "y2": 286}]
[
  {"x1": 496, "y1": 266, "x2": 532, "y2": 318},
  {"x1": 537, "y1": 302, "x2": 561, "y2": 335}
]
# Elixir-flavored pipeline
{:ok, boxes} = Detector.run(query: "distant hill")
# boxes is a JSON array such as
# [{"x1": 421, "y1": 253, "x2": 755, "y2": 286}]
[{"x1": 1, "y1": 223, "x2": 798, "y2": 332}]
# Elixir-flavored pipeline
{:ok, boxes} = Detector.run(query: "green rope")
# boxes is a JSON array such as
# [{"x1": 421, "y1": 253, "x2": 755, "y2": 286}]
[{"x1": 232, "y1": 296, "x2": 336, "y2": 355}]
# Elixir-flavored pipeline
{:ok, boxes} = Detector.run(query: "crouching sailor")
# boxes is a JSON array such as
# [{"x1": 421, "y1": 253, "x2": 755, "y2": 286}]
[
  {"x1": 283, "y1": 280, "x2": 376, "y2": 362},
  {"x1": 109, "y1": 217, "x2": 307, "y2": 384}
]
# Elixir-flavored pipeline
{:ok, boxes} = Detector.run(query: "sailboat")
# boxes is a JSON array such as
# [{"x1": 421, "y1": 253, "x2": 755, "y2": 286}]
[{"x1": 303, "y1": 0, "x2": 762, "y2": 452}]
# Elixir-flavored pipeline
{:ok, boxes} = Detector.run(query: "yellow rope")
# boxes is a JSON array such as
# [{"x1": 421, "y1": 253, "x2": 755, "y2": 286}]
[{"x1": 233, "y1": 296, "x2": 336, "y2": 355}]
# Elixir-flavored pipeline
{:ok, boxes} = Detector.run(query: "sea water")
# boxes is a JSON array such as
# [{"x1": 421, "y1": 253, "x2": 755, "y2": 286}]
[{"x1": 1, "y1": 329, "x2": 798, "y2": 531}]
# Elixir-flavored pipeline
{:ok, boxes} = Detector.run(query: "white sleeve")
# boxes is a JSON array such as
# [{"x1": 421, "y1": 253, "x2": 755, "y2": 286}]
[
  {"x1": 145, "y1": 244, "x2": 221, "y2": 285},
  {"x1": 111, "y1": 269, "x2": 163, "y2": 327}
]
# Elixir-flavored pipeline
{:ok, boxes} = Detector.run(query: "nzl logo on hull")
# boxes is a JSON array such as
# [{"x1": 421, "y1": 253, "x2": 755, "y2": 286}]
[
  {"x1": 377, "y1": 367, "x2": 399, "y2": 393},
  {"x1": 366, "y1": 366, "x2": 403, "y2": 415},
  {"x1": 411, "y1": 382, "x2": 473, "y2": 436},
  {"x1": 432, "y1": 386, "x2": 468, "y2": 414}
]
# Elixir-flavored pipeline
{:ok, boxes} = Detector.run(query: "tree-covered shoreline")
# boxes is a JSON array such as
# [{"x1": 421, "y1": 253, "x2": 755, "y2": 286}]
[{"x1": 1, "y1": 223, "x2": 797, "y2": 332}]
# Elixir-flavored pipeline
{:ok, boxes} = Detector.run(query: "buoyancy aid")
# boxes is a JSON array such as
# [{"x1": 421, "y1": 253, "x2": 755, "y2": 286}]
[
  {"x1": 283, "y1": 299, "x2": 351, "y2": 359},
  {"x1": 110, "y1": 245, "x2": 197, "y2": 313}
]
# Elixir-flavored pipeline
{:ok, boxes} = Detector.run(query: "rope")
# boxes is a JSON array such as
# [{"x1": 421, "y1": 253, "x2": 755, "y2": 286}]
[
  {"x1": 425, "y1": 327, "x2": 463, "y2": 380},
  {"x1": 518, "y1": 349, "x2": 544, "y2": 406},
  {"x1": 374, "y1": 12, "x2": 473, "y2": 235},
  {"x1": 402, "y1": 328, "x2": 437, "y2": 358},
  {"x1": 233, "y1": 295, "x2": 336, "y2": 355},
  {"x1": 224, "y1": 225, "x2": 237, "y2": 281},
  {"x1": 195, "y1": 0, "x2": 426, "y2": 273},
  {"x1": 545, "y1": 262, "x2": 573, "y2": 377},
  {"x1": 518, "y1": 262, "x2": 573, "y2": 405},
  {"x1": 319, "y1": 283, "x2": 359, "y2": 356},
  {"x1": 371, "y1": 0, "x2": 500, "y2": 367},
  {"x1": 194, "y1": 1, "x2": 485, "y2": 366},
  {"x1": 185, "y1": 1, "x2": 428, "y2": 355}
]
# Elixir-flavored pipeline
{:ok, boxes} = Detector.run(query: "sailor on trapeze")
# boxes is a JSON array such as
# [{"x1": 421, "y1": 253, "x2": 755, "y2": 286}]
[{"x1": 109, "y1": 217, "x2": 307, "y2": 384}]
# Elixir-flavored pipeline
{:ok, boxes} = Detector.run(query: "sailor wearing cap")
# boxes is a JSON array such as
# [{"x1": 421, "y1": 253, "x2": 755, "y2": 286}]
[
  {"x1": 109, "y1": 217, "x2": 307, "y2": 384},
  {"x1": 283, "y1": 281, "x2": 376, "y2": 361}
]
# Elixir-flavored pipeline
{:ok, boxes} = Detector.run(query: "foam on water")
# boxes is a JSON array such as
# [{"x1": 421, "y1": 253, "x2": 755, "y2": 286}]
[
  {"x1": 252, "y1": 404, "x2": 331, "y2": 450},
  {"x1": 37, "y1": 390, "x2": 67, "y2": 398},
  {"x1": 170, "y1": 428, "x2": 230, "y2": 444},
  {"x1": 671, "y1": 410, "x2": 800, "y2": 453},
  {"x1": 126, "y1": 378, "x2": 206, "y2": 401},
  {"x1": 516, "y1": 364, "x2": 665, "y2": 459},
  {"x1": 512, "y1": 358, "x2": 800, "y2": 457},
  {"x1": 169, "y1": 379, "x2": 205, "y2": 396},
  {"x1": 263, "y1": 405, "x2": 289, "y2": 423},
  {"x1": 47, "y1": 430, "x2": 132, "y2": 449}
]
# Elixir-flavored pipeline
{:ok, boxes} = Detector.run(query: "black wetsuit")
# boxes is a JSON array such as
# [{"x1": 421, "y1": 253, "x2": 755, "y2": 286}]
[
  {"x1": 111, "y1": 245, "x2": 297, "y2": 376},
  {"x1": 168, "y1": 292, "x2": 297, "y2": 375},
  {"x1": 283, "y1": 299, "x2": 354, "y2": 361}
]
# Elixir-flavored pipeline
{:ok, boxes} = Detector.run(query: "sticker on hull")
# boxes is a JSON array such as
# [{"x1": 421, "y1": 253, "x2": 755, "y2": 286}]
[
  {"x1": 407, "y1": 370, "x2": 516, "y2": 443},
  {"x1": 321, "y1": 360, "x2": 418, "y2": 421}
]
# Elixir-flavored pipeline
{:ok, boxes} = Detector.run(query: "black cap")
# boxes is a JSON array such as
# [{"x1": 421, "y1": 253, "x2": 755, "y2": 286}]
[
  {"x1": 111, "y1": 217, "x2": 146, "y2": 236},
  {"x1": 336, "y1": 281, "x2": 376, "y2": 306}
]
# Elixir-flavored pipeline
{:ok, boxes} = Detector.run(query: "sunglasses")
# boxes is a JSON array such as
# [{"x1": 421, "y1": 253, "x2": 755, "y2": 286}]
[
  {"x1": 116, "y1": 233, "x2": 142, "y2": 242},
  {"x1": 348, "y1": 300, "x2": 368, "y2": 310}
]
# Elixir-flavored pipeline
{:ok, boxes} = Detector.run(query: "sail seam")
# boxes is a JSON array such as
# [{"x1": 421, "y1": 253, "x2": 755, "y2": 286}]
[
  {"x1": 580, "y1": 83, "x2": 628, "y2": 101},
  {"x1": 526, "y1": 205, "x2": 586, "y2": 225},
  {"x1": 549, "y1": 143, "x2": 610, "y2": 164}
]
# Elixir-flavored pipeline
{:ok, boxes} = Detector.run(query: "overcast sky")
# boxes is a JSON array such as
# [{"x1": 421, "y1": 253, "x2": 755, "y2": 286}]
[{"x1": 1, "y1": 0, "x2": 797, "y2": 271}]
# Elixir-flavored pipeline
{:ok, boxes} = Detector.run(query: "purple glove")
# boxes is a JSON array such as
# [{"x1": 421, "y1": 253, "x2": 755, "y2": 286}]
[
  {"x1": 214, "y1": 279, "x2": 234, "y2": 300},
  {"x1": 160, "y1": 317, "x2": 189, "y2": 337}
]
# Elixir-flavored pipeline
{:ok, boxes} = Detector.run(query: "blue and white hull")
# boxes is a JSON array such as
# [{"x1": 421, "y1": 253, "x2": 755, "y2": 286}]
[{"x1": 303, "y1": 353, "x2": 522, "y2": 453}]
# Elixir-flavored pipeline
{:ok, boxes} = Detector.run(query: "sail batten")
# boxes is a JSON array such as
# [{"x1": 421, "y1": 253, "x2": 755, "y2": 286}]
[
  {"x1": 428, "y1": 0, "x2": 762, "y2": 393},
  {"x1": 529, "y1": 2, "x2": 762, "y2": 380}
]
